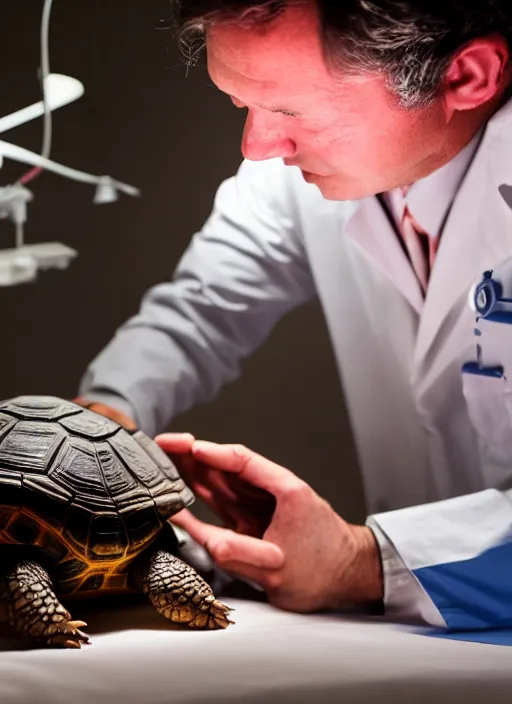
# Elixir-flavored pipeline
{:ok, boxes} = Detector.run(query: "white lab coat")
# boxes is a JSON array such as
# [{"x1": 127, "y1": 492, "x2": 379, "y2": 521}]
[{"x1": 81, "y1": 96, "x2": 512, "y2": 633}]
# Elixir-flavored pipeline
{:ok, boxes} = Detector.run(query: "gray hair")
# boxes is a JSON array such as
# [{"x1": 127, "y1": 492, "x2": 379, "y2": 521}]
[{"x1": 168, "y1": 0, "x2": 512, "y2": 108}]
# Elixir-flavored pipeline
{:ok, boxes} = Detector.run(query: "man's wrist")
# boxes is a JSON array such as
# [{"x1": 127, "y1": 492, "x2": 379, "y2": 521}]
[
  {"x1": 346, "y1": 525, "x2": 384, "y2": 604},
  {"x1": 73, "y1": 396, "x2": 138, "y2": 431}
]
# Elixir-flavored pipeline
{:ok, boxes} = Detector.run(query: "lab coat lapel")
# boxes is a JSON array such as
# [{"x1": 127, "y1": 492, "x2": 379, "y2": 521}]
[
  {"x1": 343, "y1": 195, "x2": 424, "y2": 314},
  {"x1": 413, "y1": 104, "x2": 512, "y2": 390}
]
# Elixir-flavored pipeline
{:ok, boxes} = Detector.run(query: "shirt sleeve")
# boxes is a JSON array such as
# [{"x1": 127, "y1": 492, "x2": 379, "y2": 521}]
[
  {"x1": 78, "y1": 158, "x2": 315, "y2": 437},
  {"x1": 367, "y1": 520, "x2": 446, "y2": 627},
  {"x1": 367, "y1": 488, "x2": 512, "y2": 632}
]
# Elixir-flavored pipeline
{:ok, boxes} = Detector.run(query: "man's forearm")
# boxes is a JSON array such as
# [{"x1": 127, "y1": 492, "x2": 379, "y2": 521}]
[{"x1": 333, "y1": 524, "x2": 383, "y2": 608}]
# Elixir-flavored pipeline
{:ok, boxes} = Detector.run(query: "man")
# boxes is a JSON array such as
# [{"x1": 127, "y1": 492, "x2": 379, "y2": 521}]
[{"x1": 77, "y1": 0, "x2": 512, "y2": 631}]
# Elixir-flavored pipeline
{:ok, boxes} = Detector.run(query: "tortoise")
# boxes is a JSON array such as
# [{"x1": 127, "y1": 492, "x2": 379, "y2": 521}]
[{"x1": 0, "y1": 395, "x2": 233, "y2": 648}]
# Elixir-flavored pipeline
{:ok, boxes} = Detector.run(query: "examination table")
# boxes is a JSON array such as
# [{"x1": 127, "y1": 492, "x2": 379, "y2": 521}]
[{"x1": 1, "y1": 595, "x2": 511, "y2": 704}]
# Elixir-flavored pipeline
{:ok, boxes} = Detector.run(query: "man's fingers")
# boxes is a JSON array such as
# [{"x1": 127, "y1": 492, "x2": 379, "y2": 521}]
[
  {"x1": 171, "y1": 508, "x2": 214, "y2": 544},
  {"x1": 171, "y1": 509, "x2": 284, "y2": 570},
  {"x1": 208, "y1": 530, "x2": 284, "y2": 570},
  {"x1": 217, "y1": 560, "x2": 281, "y2": 592},
  {"x1": 155, "y1": 432, "x2": 195, "y2": 454},
  {"x1": 192, "y1": 441, "x2": 300, "y2": 496},
  {"x1": 201, "y1": 466, "x2": 240, "y2": 503},
  {"x1": 184, "y1": 481, "x2": 238, "y2": 531}
]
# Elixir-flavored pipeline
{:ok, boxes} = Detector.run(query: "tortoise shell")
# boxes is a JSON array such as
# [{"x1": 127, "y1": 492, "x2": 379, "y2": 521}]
[{"x1": 0, "y1": 396, "x2": 194, "y2": 596}]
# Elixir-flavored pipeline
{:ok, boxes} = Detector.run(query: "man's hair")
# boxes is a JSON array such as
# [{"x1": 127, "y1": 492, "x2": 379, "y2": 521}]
[{"x1": 166, "y1": 0, "x2": 512, "y2": 108}]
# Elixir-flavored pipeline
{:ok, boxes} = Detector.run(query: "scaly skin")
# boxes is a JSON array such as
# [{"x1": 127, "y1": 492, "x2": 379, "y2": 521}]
[
  {"x1": 0, "y1": 560, "x2": 90, "y2": 648},
  {"x1": 136, "y1": 548, "x2": 234, "y2": 629}
]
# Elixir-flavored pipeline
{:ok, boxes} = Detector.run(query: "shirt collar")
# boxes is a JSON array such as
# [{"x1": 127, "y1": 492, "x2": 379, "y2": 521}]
[
  {"x1": 405, "y1": 130, "x2": 483, "y2": 237},
  {"x1": 383, "y1": 129, "x2": 483, "y2": 238}
]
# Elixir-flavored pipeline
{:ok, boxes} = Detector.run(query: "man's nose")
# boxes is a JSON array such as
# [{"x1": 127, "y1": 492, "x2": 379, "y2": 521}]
[{"x1": 241, "y1": 111, "x2": 296, "y2": 161}]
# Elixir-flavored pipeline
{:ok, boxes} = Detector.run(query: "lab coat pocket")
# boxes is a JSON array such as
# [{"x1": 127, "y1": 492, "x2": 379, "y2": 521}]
[{"x1": 462, "y1": 371, "x2": 512, "y2": 471}]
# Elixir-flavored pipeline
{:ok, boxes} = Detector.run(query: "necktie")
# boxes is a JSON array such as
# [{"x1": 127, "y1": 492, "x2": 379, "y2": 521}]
[{"x1": 399, "y1": 187, "x2": 439, "y2": 294}]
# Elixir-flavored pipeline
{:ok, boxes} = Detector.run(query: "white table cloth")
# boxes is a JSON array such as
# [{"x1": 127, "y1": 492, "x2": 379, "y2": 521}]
[{"x1": 1, "y1": 597, "x2": 511, "y2": 704}]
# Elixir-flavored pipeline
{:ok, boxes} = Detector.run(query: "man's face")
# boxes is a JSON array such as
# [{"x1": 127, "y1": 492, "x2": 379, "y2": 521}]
[{"x1": 206, "y1": 4, "x2": 453, "y2": 200}]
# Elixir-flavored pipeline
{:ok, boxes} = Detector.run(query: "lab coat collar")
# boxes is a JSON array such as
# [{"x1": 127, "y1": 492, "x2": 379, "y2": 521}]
[
  {"x1": 342, "y1": 193, "x2": 425, "y2": 313},
  {"x1": 342, "y1": 93, "x2": 512, "y2": 390},
  {"x1": 406, "y1": 132, "x2": 482, "y2": 239},
  {"x1": 341, "y1": 127, "x2": 482, "y2": 317}
]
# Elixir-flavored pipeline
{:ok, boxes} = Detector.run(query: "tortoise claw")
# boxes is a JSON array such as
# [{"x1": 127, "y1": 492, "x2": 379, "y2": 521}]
[
  {"x1": 67, "y1": 620, "x2": 88, "y2": 630},
  {"x1": 46, "y1": 631, "x2": 90, "y2": 648},
  {"x1": 45, "y1": 621, "x2": 91, "y2": 648}
]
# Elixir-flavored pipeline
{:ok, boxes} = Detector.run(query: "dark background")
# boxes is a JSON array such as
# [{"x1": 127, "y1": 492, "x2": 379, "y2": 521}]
[{"x1": 2, "y1": 0, "x2": 365, "y2": 522}]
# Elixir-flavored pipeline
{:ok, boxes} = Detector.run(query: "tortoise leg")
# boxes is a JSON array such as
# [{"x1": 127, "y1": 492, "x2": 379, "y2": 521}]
[
  {"x1": 0, "y1": 559, "x2": 90, "y2": 648},
  {"x1": 133, "y1": 548, "x2": 234, "y2": 629}
]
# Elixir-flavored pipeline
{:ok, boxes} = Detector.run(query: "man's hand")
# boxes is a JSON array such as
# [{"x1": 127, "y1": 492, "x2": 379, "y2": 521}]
[
  {"x1": 156, "y1": 437, "x2": 383, "y2": 614},
  {"x1": 157, "y1": 434, "x2": 277, "y2": 538}
]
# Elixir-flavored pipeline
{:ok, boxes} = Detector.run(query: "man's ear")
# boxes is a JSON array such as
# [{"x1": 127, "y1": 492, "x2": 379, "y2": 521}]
[{"x1": 442, "y1": 34, "x2": 510, "y2": 119}]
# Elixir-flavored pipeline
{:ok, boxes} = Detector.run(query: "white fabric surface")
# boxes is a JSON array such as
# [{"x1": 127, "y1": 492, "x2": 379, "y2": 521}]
[{"x1": 1, "y1": 597, "x2": 511, "y2": 704}]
